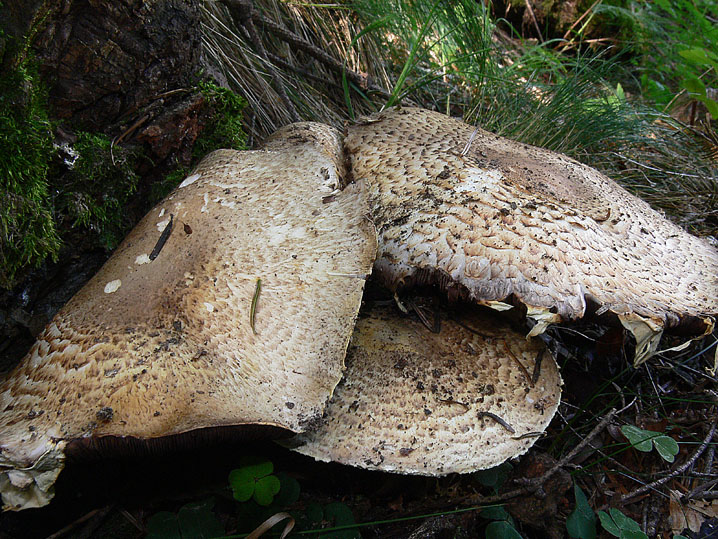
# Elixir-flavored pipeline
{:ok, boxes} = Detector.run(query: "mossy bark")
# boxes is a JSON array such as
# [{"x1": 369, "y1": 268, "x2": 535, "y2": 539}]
[{"x1": 0, "y1": 0, "x2": 223, "y2": 368}]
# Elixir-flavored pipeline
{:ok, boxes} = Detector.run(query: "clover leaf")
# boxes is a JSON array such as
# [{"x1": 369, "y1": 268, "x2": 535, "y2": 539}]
[
  {"x1": 621, "y1": 425, "x2": 679, "y2": 463},
  {"x1": 146, "y1": 498, "x2": 224, "y2": 539},
  {"x1": 228, "y1": 457, "x2": 281, "y2": 506},
  {"x1": 598, "y1": 508, "x2": 647, "y2": 539}
]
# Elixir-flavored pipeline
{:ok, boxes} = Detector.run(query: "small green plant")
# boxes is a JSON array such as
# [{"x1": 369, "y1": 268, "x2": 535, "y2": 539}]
[
  {"x1": 145, "y1": 498, "x2": 224, "y2": 539},
  {"x1": 228, "y1": 459, "x2": 360, "y2": 538},
  {"x1": 595, "y1": 0, "x2": 718, "y2": 113},
  {"x1": 474, "y1": 462, "x2": 513, "y2": 493},
  {"x1": 678, "y1": 47, "x2": 718, "y2": 119},
  {"x1": 480, "y1": 506, "x2": 523, "y2": 539},
  {"x1": 598, "y1": 508, "x2": 647, "y2": 539},
  {"x1": 150, "y1": 164, "x2": 190, "y2": 203},
  {"x1": 621, "y1": 424, "x2": 679, "y2": 463},
  {"x1": 566, "y1": 483, "x2": 597, "y2": 539},
  {"x1": 228, "y1": 456, "x2": 281, "y2": 506},
  {"x1": 298, "y1": 501, "x2": 361, "y2": 539}
]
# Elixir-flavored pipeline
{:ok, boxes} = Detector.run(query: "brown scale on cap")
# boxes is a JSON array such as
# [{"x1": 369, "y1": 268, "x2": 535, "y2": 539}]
[
  {"x1": 0, "y1": 125, "x2": 377, "y2": 510},
  {"x1": 288, "y1": 304, "x2": 561, "y2": 475},
  {"x1": 345, "y1": 107, "x2": 718, "y2": 339}
]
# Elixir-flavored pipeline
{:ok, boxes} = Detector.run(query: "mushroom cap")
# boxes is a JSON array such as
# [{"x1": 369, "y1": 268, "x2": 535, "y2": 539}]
[
  {"x1": 0, "y1": 125, "x2": 377, "y2": 510},
  {"x1": 345, "y1": 108, "x2": 718, "y2": 336},
  {"x1": 289, "y1": 304, "x2": 561, "y2": 474}
]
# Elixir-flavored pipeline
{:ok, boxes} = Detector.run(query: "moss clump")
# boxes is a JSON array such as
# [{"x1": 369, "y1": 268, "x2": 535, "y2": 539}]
[
  {"x1": 0, "y1": 57, "x2": 60, "y2": 288},
  {"x1": 150, "y1": 163, "x2": 190, "y2": 203},
  {"x1": 152, "y1": 81, "x2": 248, "y2": 202},
  {"x1": 55, "y1": 132, "x2": 140, "y2": 250},
  {"x1": 196, "y1": 80, "x2": 248, "y2": 155}
]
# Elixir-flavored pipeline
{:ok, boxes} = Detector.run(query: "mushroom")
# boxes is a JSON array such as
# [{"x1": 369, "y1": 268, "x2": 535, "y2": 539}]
[
  {"x1": 287, "y1": 303, "x2": 561, "y2": 474},
  {"x1": 344, "y1": 107, "x2": 718, "y2": 362},
  {"x1": 0, "y1": 124, "x2": 377, "y2": 510},
  {"x1": 2, "y1": 108, "x2": 715, "y2": 511}
]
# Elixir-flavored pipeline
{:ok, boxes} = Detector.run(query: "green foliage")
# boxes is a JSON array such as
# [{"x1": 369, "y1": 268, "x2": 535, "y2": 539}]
[
  {"x1": 196, "y1": 80, "x2": 248, "y2": 155},
  {"x1": 228, "y1": 456, "x2": 281, "y2": 506},
  {"x1": 566, "y1": 483, "x2": 597, "y2": 539},
  {"x1": 56, "y1": 132, "x2": 139, "y2": 250},
  {"x1": 227, "y1": 458, "x2": 361, "y2": 538},
  {"x1": 151, "y1": 164, "x2": 190, "y2": 203},
  {"x1": 621, "y1": 424, "x2": 680, "y2": 463},
  {"x1": 0, "y1": 56, "x2": 60, "y2": 287},
  {"x1": 146, "y1": 498, "x2": 224, "y2": 539},
  {"x1": 480, "y1": 505, "x2": 522, "y2": 539},
  {"x1": 150, "y1": 80, "x2": 248, "y2": 205},
  {"x1": 474, "y1": 462, "x2": 512, "y2": 493},
  {"x1": 598, "y1": 508, "x2": 647, "y2": 539},
  {"x1": 485, "y1": 520, "x2": 523, "y2": 539},
  {"x1": 596, "y1": 0, "x2": 718, "y2": 114}
]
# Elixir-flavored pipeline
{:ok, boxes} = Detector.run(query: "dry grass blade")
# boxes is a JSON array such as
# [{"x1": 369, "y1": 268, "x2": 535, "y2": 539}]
[
  {"x1": 200, "y1": 0, "x2": 392, "y2": 140},
  {"x1": 246, "y1": 511, "x2": 295, "y2": 539}
]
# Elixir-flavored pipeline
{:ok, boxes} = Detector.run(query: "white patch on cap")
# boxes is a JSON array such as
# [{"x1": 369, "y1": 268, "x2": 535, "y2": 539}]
[
  {"x1": 204, "y1": 302, "x2": 215, "y2": 313},
  {"x1": 104, "y1": 280, "x2": 122, "y2": 294},
  {"x1": 135, "y1": 254, "x2": 151, "y2": 265},
  {"x1": 156, "y1": 218, "x2": 170, "y2": 232},
  {"x1": 158, "y1": 208, "x2": 166, "y2": 218},
  {"x1": 201, "y1": 193, "x2": 209, "y2": 213},
  {"x1": 179, "y1": 173, "x2": 201, "y2": 188}
]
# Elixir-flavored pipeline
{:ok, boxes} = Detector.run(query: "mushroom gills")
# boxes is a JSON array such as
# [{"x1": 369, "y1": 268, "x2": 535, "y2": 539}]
[{"x1": 288, "y1": 303, "x2": 562, "y2": 475}]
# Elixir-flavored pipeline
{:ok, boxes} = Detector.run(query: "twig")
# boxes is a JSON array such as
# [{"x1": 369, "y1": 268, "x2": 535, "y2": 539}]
[
  {"x1": 464, "y1": 408, "x2": 617, "y2": 505},
  {"x1": 614, "y1": 411, "x2": 718, "y2": 507},
  {"x1": 683, "y1": 477, "x2": 718, "y2": 502},
  {"x1": 524, "y1": 0, "x2": 543, "y2": 43},
  {"x1": 246, "y1": 511, "x2": 294, "y2": 539},
  {"x1": 561, "y1": 0, "x2": 602, "y2": 41},
  {"x1": 250, "y1": 278, "x2": 262, "y2": 335},
  {"x1": 502, "y1": 339, "x2": 533, "y2": 387},
  {"x1": 531, "y1": 349, "x2": 544, "y2": 385},
  {"x1": 253, "y1": 10, "x2": 390, "y2": 98},
  {"x1": 46, "y1": 506, "x2": 113, "y2": 539},
  {"x1": 478, "y1": 411, "x2": 516, "y2": 434},
  {"x1": 150, "y1": 214, "x2": 174, "y2": 261}
]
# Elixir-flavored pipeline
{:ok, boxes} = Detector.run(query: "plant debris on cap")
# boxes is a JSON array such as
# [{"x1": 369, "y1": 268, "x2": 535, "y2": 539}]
[
  {"x1": 288, "y1": 303, "x2": 561, "y2": 474},
  {"x1": 345, "y1": 107, "x2": 718, "y2": 362},
  {"x1": 0, "y1": 126, "x2": 377, "y2": 511}
]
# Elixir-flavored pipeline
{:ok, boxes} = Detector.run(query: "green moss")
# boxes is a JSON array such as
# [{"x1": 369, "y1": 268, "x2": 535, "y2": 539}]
[
  {"x1": 150, "y1": 163, "x2": 190, "y2": 202},
  {"x1": 56, "y1": 132, "x2": 139, "y2": 250},
  {"x1": 196, "y1": 80, "x2": 248, "y2": 155},
  {"x1": 0, "y1": 55, "x2": 60, "y2": 288},
  {"x1": 152, "y1": 80, "x2": 248, "y2": 202}
]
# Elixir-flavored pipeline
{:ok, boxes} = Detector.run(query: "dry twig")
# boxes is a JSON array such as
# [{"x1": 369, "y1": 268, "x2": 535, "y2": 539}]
[
  {"x1": 464, "y1": 408, "x2": 618, "y2": 505},
  {"x1": 609, "y1": 410, "x2": 718, "y2": 508}
]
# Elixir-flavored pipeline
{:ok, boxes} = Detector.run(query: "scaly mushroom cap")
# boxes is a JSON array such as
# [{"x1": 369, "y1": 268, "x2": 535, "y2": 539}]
[
  {"x1": 345, "y1": 107, "x2": 717, "y2": 355},
  {"x1": 289, "y1": 304, "x2": 561, "y2": 474},
  {"x1": 0, "y1": 124, "x2": 377, "y2": 510}
]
